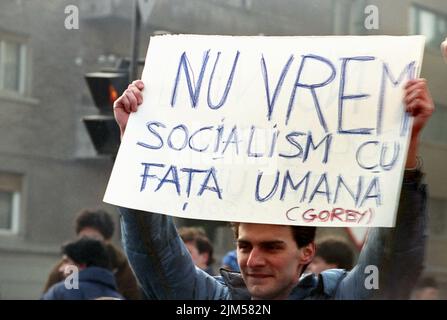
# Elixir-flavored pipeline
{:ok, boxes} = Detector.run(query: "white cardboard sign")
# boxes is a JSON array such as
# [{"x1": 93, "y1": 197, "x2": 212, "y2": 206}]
[{"x1": 104, "y1": 35, "x2": 424, "y2": 227}]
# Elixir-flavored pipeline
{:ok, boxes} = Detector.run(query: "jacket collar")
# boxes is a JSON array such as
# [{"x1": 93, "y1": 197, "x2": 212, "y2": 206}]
[
  {"x1": 219, "y1": 268, "x2": 321, "y2": 300},
  {"x1": 78, "y1": 266, "x2": 118, "y2": 290}
]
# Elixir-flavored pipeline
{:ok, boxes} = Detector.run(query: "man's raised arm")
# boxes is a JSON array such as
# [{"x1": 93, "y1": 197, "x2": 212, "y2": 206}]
[
  {"x1": 113, "y1": 81, "x2": 229, "y2": 299},
  {"x1": 335, "y1": 79, "x2": 433, "y2": 299}
]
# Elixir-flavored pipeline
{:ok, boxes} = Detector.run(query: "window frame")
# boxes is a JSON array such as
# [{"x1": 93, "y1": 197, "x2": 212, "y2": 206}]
[
  {"x1": 410, "y1": 4, "x2": 447, "y2": 51},
  {"x1": 0, "y1": 33, "x2": 28, "y2": 96},
  {"x1": 0, "y1": 190, "x2": 20, "y2": 235},
  {"x1": 0, "y1": 172, "x2": 22, "y2": 236}
]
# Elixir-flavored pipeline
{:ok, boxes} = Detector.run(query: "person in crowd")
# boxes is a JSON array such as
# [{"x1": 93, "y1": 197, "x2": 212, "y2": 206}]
[
  {"x1": 42, "y1": 238, "x2": 123, "y2": 300},
  {"x1": 42, "y1": 208, "x2": 141, "y2": 299},
  {"x1": 306, "y1": 237, "x2": 355, "y2": 274},
  {"x1": 221, "y1": 250, "x2": 240, "y2": 272},
  {"x1": 178, "y1": 226, "x2": 216, "y2": 275}
]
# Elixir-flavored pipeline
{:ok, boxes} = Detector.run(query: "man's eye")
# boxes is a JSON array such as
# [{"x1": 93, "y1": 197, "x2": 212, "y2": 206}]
[
  {"x1": 265, "y1": 245, "x2": 282, "y2": 251},
  {"x1": 238, "y1": 244, "x2": 250, "y2": 251}
]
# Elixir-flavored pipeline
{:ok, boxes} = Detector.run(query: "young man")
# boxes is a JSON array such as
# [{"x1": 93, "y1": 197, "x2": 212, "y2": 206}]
[
  {"x1": 114, "y1": 78, "x2": 433, "y2": 299},
  {"x1": 41, "y1": 238, "x2": 123, "y2": 300},
  {"x1": 42, "y1": 208, "x2": 141, "y2": 300}
]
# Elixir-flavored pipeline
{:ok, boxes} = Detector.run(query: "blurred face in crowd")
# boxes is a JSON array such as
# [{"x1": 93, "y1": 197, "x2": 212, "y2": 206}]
[
  {"x1": 307, "y1": 256, "x2": 337, "y2": 275},
  {"x1": 58, "y1": 255, "x2": 85, "y2": 277},
  {"x1": 77, "y1": 227, "x2": 105, "y2": 242},
  {"x1": 413, "y1": 287, "x2": 440, "y2": 300},
  {"x1": 185, "y1": 241, "x2": 208, "y2": 270},
  {"x1": 236, "y1": 223, "x2": 315, "y2": 300}
]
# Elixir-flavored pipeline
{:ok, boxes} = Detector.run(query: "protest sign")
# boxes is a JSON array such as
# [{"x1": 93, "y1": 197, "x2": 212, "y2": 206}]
[{"x1": 104, "y1": 34, "x2": 424, "y2": 227}]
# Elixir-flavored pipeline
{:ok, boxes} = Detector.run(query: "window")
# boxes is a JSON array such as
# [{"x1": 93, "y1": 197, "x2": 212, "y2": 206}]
[
  {"x1": 0, "y1": 191, "x2": 19, "y2": 233},
  {"x1": 421, "y1": 104, "x2": 447, "y2": 145},
  {"x1": 0, "y1": 38, "x2": 27, "y2": 94},
  {"x1": 410, "y1": 5, "x2": 447, "y2": 50},
  {"x1": 0, "y1": 173, "x2": 21, "y2": 235}
]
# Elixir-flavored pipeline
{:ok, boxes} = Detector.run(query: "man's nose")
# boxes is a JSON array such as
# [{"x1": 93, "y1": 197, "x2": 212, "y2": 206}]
[{"x1": 246, "y1": 247, "x2": 266, "y2": 268}]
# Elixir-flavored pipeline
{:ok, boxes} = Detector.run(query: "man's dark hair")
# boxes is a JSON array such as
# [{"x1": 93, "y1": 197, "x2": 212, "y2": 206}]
[
  {"x1": 231, "y1": 223, "x2": 316, "y2": 248},
  {"x1": 62, "y1": 238, "x2": 111, "y2": 270},
  {"x1": 178, "y1": 226, "x2": 206, "y2": 243},
  {"x1": 195, "y1": 235, "x2": 215, "y2": 266},
  {"x1": 315, "y1": 237, "x2": 355, "y2": 270},
  {"x1": 75, "y1": 209, "x2": 115, "y2": 240},
  {"x1": 178, "y1": 226, "x2": 215, "y2": 266}
]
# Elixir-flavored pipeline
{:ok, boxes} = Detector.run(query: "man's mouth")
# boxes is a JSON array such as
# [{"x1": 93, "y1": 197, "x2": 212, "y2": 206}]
[{"x1": 247, "y1": 273, "x2": 272, "y2": 278}]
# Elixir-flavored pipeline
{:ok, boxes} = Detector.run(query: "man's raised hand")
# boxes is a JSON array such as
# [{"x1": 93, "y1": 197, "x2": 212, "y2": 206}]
[{"x1": 113, "y1": 80, "x2": 144, "y2": 137}]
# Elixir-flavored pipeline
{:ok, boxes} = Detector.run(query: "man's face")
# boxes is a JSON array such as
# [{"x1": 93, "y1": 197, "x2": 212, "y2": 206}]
[
  {"x1": 237, "y1": 223, "x2": 314, "y2": 300},
  {"x1": 185, "y1": 241, "x2": 208, "y2": 270}
]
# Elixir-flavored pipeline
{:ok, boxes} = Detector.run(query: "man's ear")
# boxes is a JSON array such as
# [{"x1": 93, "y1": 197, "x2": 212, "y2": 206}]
[{"x1": 299, "y1": 242, "x2": 316, "y2": 265}]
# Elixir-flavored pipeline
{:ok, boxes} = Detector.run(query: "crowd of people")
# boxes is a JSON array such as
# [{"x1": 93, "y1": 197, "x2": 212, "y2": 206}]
[
  {"x1": 40, "y1": 207, "x2": 442, "y2": 300},
  {"x1": 41, "y1": 209, "x2": 141, "y2": 300}
]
